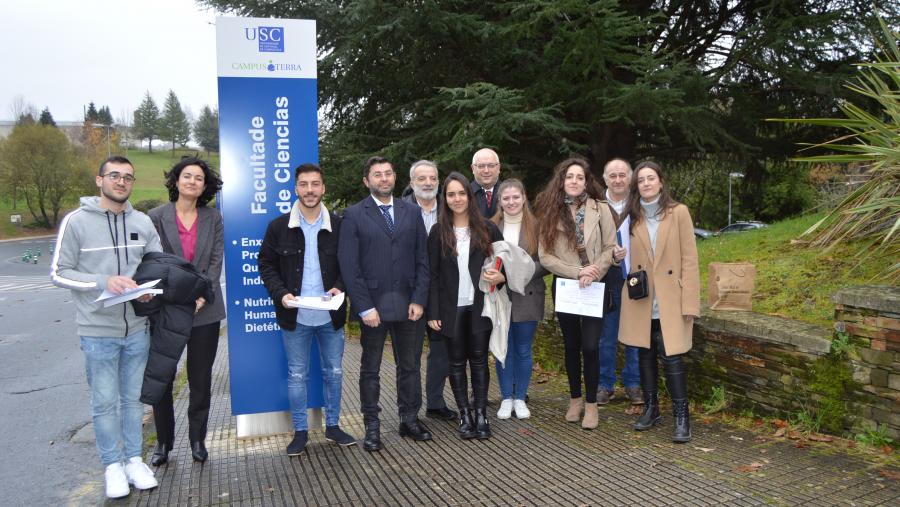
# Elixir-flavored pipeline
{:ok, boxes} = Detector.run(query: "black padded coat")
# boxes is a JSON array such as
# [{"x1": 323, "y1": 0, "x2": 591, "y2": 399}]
[{"x1": 131, "y1": 251, "x2": 213, "y2": 405}]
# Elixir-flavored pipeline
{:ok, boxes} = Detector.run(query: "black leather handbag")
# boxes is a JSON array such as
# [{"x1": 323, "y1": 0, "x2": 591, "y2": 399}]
[{"x1": 626, "y1": 270, "x2": 649, "y2": 300}]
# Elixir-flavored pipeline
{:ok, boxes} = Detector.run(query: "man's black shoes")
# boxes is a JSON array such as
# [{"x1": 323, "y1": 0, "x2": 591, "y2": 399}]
[
  {"x1": 426, "y1": 407, "x2": 458, "y2": 420},
  {"x1": 398, "y1": 419, "x2": 433, "y2": 441},
  {"x1": 362, "y1": 422, "x2": 383, "y2": 452}
]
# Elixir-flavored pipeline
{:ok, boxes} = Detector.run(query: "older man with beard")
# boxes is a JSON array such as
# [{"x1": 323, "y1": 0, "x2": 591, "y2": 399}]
[{"x1": 402, "y1": 160, "x2": 457, "y2": 421}]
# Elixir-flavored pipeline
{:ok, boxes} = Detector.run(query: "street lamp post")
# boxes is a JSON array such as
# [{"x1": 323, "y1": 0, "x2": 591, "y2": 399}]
[
  {"x1": 91, "y1": 123, "x2": 114, "y2": 158},
  {"x1": 728, "y1": 172, "x2": 744, "y2": 226}
]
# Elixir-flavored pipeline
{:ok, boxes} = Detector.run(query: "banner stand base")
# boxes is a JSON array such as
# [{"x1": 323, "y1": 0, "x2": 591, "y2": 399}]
[{"x1": 235, "y1": 408, "x2": 324, "y2": 439}]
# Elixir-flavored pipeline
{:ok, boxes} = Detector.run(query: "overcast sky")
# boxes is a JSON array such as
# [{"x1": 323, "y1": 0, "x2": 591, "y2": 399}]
[{"x1": 0, "y1": 0, "x2": 221, "y2": 123}]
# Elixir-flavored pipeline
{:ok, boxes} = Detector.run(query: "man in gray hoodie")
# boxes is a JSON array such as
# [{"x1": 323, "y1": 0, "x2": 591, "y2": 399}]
[{"x1": 50, "y1": 155, "x2": 162, "y2": 499}]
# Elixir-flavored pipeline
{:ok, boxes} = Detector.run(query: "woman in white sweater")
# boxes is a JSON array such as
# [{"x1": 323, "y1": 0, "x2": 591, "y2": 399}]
[{"x1": 490, "y1": 179, "x2": 547, "y2": 420}]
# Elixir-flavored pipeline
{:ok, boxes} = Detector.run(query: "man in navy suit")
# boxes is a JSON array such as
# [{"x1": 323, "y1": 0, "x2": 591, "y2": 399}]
[
  {"x1": 339, "y1": 156, "x2": 432, "y2": 451},
  {"x1": 470, "y1": 147, "x2": 503, "y2": 217}
]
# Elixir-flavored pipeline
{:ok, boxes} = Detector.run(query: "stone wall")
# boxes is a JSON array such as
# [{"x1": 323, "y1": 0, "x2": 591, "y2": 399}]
[
  {"x1": 689, "y1": 309, "x2": 832, "y2": 419},
  {"x1": 531, "y1": 285, "x2": 900, "y2": 439},
  {"x1": 833, "y1": 286, "x2": 900, "y2": 438}
]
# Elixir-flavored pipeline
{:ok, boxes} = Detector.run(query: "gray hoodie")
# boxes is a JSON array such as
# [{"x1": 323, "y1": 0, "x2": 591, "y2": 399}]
[{"x1": 50, "y1": 196, "x2": 162, "y2": 337}]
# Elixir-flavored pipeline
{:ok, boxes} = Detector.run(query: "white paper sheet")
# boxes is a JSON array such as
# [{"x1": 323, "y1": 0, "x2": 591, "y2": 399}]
[
  {"x1": 285, "y1": 291, "x2": 345, "y2": 311},
  {"x1": 94, "y1": 279, "x2": 163, "y2": 308},
  {"x1": 554, "y1": 278, "x2": 605, "y2": 318}
]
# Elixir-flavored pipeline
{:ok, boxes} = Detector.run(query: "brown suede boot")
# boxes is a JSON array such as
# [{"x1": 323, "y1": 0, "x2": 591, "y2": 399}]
[
  {"x1": 565, "y1": 397, "x2": 583, "y2": 423},
  {"x1": 582, "y1": 402, "x2": 598, "y2": 430}
]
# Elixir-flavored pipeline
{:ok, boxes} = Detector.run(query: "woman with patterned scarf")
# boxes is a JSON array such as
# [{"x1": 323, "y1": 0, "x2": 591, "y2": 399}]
[{"x1": 535, "y1": 157, "x2": 616, "y2": 429}]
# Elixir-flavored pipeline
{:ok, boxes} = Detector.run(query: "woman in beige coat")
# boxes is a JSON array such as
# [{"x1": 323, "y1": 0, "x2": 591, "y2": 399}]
[
  {"x1": 618, "y1": 161, "x2": 700, "y2": 442},
  {"x1": 536, "y1": 158, "x2": 616, "y2": 429}
]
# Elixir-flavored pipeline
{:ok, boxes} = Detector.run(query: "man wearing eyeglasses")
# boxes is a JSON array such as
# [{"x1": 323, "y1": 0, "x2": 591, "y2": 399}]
[
  {"x1": 338, "y1": 156, "x2": 432, "y2": 451},
  {"x1": 470, "y1": 148, "x2": 503, "y2": 217},
  {"x1": 51, "y1": 155, "x2": 162, "y2": 499}
]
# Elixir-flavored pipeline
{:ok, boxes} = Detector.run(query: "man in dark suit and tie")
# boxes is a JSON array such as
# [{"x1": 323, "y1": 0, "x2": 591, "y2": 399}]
[
  {"x1": 339, "y1": 156, "x2": 432, "y2": 451},
  {"x1": 469, "y1": 147, "x2": 503, "y2": 217}
]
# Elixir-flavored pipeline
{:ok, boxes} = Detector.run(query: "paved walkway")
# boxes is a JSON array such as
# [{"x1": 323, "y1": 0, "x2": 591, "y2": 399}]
[{"x1": 129, "y1": 337, "x2": 899, "y2": 506}]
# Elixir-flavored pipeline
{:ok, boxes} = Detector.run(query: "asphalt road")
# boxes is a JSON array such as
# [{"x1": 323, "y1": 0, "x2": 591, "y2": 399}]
[{"x1": 0, "y1": 235, "x2": 106, "y2": 504}]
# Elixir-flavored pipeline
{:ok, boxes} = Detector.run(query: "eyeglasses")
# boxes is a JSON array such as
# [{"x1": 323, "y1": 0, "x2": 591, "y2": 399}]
[
  {"x1": 473, "y1": 163, "x2": 499, "y2": 170},
  {"x1": 103, "y1": 172, "x2": 136, "y2": 183}
]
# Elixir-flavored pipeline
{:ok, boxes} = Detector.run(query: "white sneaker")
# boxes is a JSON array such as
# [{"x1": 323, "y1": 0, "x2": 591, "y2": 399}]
[
  {"x1": 497, "y1": 399, "x2": 514, "y2": 419},
  {"x1": 104, "y1": 462, "x2": 130, "y2": 499},
  {"x1": 125, "y1": 457, "x2": 159, "y2": 490},
  {"x1": 513, "y1": 399, "x2": 531, "y2": 419}
]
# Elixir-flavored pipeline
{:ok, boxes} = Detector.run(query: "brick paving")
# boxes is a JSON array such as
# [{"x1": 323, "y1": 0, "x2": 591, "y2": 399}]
[{"x1": 130, "y1": 337, "x2": 900, "y2": 506}]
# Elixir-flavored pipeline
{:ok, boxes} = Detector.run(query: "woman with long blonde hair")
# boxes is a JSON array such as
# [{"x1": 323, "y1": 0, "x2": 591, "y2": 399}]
[{"x1": 490, "y1": 179, "x2": 547, "y2": 420}]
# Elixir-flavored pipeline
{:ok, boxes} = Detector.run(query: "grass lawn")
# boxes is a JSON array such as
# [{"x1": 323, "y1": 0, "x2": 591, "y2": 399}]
[
  {"x1": 696, "y1": 213, "x2": 891, "y2": 329},
  {"x1": 0, "y1": 149, "x2": 218, "y2": 239}
]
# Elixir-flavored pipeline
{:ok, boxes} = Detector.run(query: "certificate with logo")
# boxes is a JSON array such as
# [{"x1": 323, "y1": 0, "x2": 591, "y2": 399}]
[{"x1": 554, "y1": 278, "x2": 605, "y2": 318}]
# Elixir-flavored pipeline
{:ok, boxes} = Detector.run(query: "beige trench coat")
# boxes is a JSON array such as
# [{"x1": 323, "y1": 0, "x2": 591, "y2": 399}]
[
  {"x1": 538, "y1": 198, "x2": 616, "y2": 283},
  {"x1": 618, "y1": 204, "x2": 700, "y2": 355}
]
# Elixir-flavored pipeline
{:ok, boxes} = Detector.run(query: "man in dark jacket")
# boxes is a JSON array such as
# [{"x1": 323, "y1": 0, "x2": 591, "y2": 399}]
[
  {"x1": 470, "y1": 147, "x2": 503, "y2": 217},
  {"x1": 339, "y1": 156, "x2": 431, "y2": 452},
  {"x1": 402, "y1": 160, "x2": 456, "y2": 421},
  {"x1": 258, "y1": 163, "x2": 356, "y2": 456}
]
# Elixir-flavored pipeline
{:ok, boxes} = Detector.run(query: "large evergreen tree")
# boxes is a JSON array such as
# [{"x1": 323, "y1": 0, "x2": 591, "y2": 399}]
[
  {"x1": 133, "y1": 91, "x2": 161, "y2": 153},
  {"x1": 194, "y1": 105, "x2": 219, "y2": 155},
  {"x1": 199, "y1": 0, "x2": 898, "y2": 220},
  {"x1": 159, "y1": 90, "x2": 191, "y2": 151}
]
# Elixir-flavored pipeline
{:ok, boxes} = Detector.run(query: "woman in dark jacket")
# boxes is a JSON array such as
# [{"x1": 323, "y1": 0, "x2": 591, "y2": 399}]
[
  {"x1": 147, "y1": 157, "x2": 224, "y2": 465},
  {"x1": 427, "y1": 172, "x2": 504, "y2": 440}
]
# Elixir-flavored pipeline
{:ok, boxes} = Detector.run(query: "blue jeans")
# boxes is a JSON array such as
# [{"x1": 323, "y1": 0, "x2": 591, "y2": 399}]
[
  {"x1": 80, "y1": 327, "x2": 150, "y2": 466},
  {"x1": 599, "y1": 266, "x2": 640, "y2": 391},
  {"x1": 282, "y1": 323, "x2": 345, "y2": 431},
  {"x1": 495, "y1": 320, "x2": 537, "y2": 400}
]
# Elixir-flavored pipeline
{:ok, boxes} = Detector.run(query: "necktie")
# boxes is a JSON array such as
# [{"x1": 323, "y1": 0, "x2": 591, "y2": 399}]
[
  {"x1": 485, "y1": 190, "x2": 493, "y2": 209},
  {"x1": 379, "y1": 205, "x2": 395, "y2": 235}
]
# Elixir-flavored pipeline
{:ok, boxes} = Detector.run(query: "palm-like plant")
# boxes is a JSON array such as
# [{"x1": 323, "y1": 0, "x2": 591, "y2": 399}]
[{"x1": 776, "y1": 17, "x2": 899, "y2": 280}]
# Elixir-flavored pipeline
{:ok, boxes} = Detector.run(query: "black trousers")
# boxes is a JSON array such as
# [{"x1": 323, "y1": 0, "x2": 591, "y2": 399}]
[
  {"x1": 556, "y1": 312, "x2": 602, "y2": 403},
  {"x1": 152, "y1": 321, "x2": 220, "y2": 445},
  {"x1": 444, "y1": 305, "x2": 491, "y2": 410},
  {"x1": 359, "y1": 319, "x2": 424, "y2": 423},
  {"x1": 422, "y1": 322, "x2": 450, "y2": 410},
  {"x1": 638, "y1": 319, "x2": 688, "y2": 400}
]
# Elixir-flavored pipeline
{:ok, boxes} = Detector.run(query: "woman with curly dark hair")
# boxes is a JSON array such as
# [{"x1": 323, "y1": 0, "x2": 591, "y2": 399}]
[
  {"x1": 427, "y1": 172, "x2": 504, "y2": 440},
  {"x1": 535, "y1": 157, "x2": 616, "y2": 430},
  {"x1": 619, "y1": 161, "x2": 699, "y2": 443},
  {"x1": 147, "y1": 156, "x2": 225, "y2": 465}
]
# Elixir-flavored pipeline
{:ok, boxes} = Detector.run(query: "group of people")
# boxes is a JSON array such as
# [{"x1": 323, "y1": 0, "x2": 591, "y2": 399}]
[{"x1": 50, "y1": 147, "x2": 700, "y2": 499}]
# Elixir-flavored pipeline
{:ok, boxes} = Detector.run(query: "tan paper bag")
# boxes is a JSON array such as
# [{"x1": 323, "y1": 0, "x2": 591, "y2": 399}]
[{"x1": 708, "y1": 262, "x2": 755, "y2": 311}]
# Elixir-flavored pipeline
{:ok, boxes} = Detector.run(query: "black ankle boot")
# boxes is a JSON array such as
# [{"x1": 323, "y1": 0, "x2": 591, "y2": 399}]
[
  {"x1": 671, "y1": 399, "x2": 692, "y2": 442},
  {"x1": 661, "y1": 350, "x2": 690, "y2": 443},
  {"x1": 474, "y1": 407, "x2": 491, "y2": 440},
  {"x1": 191, "y1": 441, "x2": 208, "y2": 462},
  {"x1": 362, "y1": 419, "x2": 382, "y2": 452},
  {"x1": 634, "y1": 392, "x2": 662, "y2": 430},
  {"x1": 635, "y1": 342, "x2": 661, "y2": 431},
  {"x1": 150, "y1": 442, "x2": 171, "y2": 466},
  {"x1": 458, "y1": 408, "x2": 477, "y2": 440}
]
